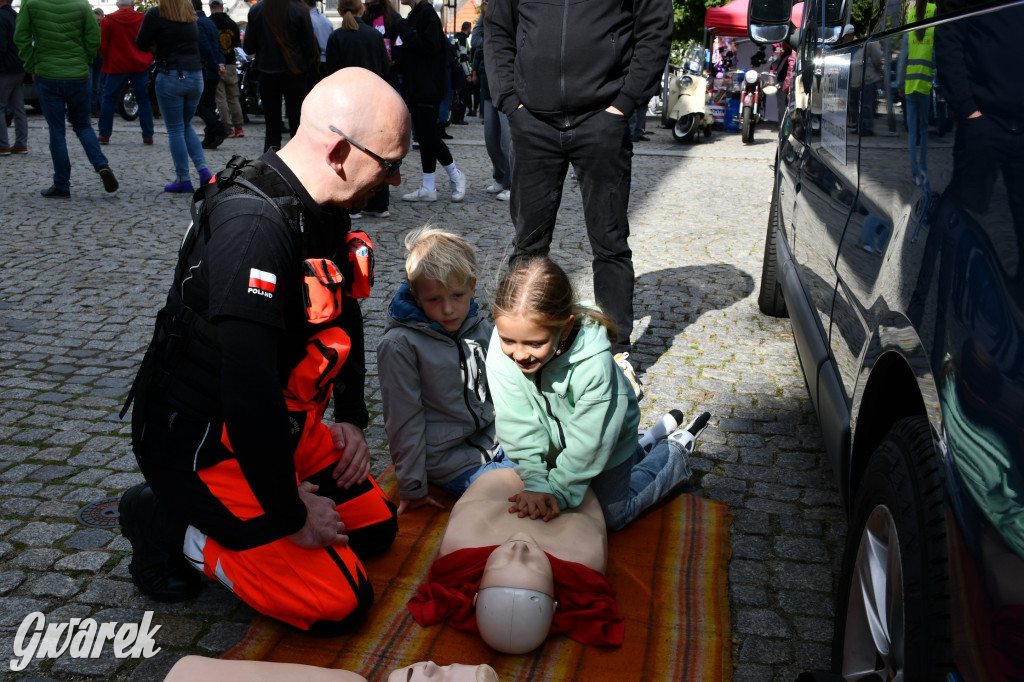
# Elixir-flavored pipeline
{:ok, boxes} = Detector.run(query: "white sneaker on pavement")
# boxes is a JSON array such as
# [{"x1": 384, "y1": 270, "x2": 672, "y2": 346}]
[
  {"x1": 451, "y1": 171, "x2": 467, "y2": 202},
  {"x1": 485, "y1": 180, "x2": 503, "y2": 193},
  {"x1": 361, "y1": 210, "x2": 390, "y2": 218},
  {"x1": 496, "y1": 189, "x2": 510, "y2": 201},
  {"x1": 402, "y1": 186, "x2": 437, "y2": 202}
]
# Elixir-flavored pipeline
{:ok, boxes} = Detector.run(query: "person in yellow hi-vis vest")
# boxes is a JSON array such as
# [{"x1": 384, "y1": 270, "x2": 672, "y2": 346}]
[{"x1": 898, "y1": 0, "x2": 936, "y2": 187}]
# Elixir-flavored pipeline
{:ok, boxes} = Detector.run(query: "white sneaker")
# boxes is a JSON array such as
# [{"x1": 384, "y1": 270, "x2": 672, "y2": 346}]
[
  {"x1": 613, "y1": 352, "x2": 644, "y2": 401},
  {"x1": 350, "y1": 212, "x2": 363, "y2": 220},
  {"x1": 402, "y1": 186, "x2": 437, "y2": 202},
  {"x1": 485, "y1": 180, "x2": 503, "y2": 193},
  {"x1": 362, "y1": 210, "x2": 390, "y2": 218},
  {"x1": 451, "y1": 171, "x2": 467, "y2": 202},
  {"x1": 496, "y1": 189, "x2": 510, "y2": 201}
]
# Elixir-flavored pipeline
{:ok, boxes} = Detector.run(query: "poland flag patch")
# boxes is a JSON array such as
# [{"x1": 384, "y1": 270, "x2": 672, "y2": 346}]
[{"x1": 248, "y1": 268, "x2": 277, "y2": 298}]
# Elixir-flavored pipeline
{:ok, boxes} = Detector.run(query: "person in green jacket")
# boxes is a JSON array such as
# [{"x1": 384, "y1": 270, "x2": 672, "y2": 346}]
[
  {"x1": 13, "y1": 0, "x2": 119, "y2": 197},
  {"x1": 485, "y1": 257, "x2": 694, "y2": 531}
]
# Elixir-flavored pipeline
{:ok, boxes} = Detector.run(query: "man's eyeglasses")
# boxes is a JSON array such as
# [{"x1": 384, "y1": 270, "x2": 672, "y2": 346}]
[{"x1": 329, "y1": 125, "x2": 402, "y2": 178}]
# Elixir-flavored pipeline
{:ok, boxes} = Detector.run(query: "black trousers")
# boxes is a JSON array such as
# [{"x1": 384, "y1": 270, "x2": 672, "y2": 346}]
[
  {"x1": 409, "y1": 101, "x2": 453, "y2": 174},
  {"x1": 196, "y1": 77, "x2": 226, "y2": 138},
  {"x1": 508, "y1": 107, "x2": 635, "y2": 354},
  {"x1": 260, "y1": 71, "x2": 308, "y2": 152}
]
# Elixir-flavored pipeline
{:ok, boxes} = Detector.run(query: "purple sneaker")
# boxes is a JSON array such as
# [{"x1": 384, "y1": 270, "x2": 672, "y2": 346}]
[{"x1": 164, "y1": 180, "x2": 195, "y2": 194}]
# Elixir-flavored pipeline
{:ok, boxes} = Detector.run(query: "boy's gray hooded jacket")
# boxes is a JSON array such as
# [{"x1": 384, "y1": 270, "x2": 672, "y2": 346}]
[{"x1": 377, "y1": 283, "x2": 499, "y2": 500}]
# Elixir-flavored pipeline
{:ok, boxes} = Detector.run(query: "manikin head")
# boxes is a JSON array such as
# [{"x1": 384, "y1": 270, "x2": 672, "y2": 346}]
[{"x1": 474, "y1": 533, "x2": 556, "y2": 654}]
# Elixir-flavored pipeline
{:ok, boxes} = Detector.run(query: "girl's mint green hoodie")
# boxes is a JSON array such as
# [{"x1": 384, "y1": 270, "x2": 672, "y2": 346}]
[{"x1": 485, "y1": 319, "x2": 641, "y2": 510}]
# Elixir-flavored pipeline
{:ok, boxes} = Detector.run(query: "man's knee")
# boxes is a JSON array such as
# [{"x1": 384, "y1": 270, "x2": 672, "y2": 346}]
[{"x1": 346, "y1": 498, "x2": 397, "y2": 557}]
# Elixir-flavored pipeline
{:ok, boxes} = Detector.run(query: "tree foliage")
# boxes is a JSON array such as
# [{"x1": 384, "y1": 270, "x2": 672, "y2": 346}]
[{"x1": 674, "y1": 0, "x2": 729, "y2": 42}]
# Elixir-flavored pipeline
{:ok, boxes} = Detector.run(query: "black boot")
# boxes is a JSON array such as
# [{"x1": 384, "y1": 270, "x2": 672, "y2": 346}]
[{"x1": 118, "y1": 484, "x2": 202, "y2": 602}]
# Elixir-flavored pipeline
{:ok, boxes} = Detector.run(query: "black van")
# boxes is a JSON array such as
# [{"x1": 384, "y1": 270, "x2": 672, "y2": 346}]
[{"x1": 746, "y1": 0, "x2": 1024, "y2": 678}]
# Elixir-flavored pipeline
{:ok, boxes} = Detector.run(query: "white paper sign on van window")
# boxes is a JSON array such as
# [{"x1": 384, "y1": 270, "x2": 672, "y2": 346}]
[{"x1": 821, "y1": 52, "x2": 850, "y2": 165}]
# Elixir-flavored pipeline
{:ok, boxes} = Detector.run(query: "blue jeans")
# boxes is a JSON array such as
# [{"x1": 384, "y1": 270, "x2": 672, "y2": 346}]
[
  {"x1": 906, "y1": 92, "x2": 930, "y2": 180},
  {"x1": 482, "y1": 96, "x2": 510, "y2": 189},
  {"x1": 154, "y1": 70, "x2": 206, "y2": 182},
  {"x1": 440, "y1": 449, "x2": 516, "y2": 497},
  {"x1": 589, "y1": 439, "x2": 692, "y2": 531},
  {"x1": 99, "y1": 71, "x2": 155, "y2": 140},
  {"x1": 34, "y1": 76, "x2": 109, "y2": 191}
]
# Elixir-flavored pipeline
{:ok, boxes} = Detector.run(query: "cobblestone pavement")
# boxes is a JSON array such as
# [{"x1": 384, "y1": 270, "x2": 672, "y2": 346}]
[{"x1": 0, "y1": 109, "x2": 846, "y2": 681}]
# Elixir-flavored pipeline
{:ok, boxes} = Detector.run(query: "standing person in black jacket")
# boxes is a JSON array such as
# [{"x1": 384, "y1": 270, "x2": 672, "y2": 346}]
[
  {"x1": 362, "y1": 0, "x2": 403, "y2": 91},
  {"x1": 243, "y1": 0, "x2": 319, "y2": 152},
  {"x1": 325, "y1": 0, "x2": 392, "y2": 218},
  {"x1": 395, "y1": 0, "x2": 467, "y2": 203},
  {"x1": 192, "y1": 0, "x2": 228, "y2": 150},
  {"x1": 484, "y1": 0, "x2": 672, "y2": 366}
]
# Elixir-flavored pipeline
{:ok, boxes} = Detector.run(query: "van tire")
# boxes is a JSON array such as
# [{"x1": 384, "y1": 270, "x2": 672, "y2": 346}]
[{"x1": 757, "y1": 185, "x2": 788, "y2": 317}]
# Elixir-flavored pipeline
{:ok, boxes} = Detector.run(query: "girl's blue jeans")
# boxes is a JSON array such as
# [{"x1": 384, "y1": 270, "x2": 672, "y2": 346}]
[
  {"x1": 154, "y1": 70, "x2": 207, "y2": 182},
  {"x1": 590, "y1": 438, "x2": 692, "y2": 531}
]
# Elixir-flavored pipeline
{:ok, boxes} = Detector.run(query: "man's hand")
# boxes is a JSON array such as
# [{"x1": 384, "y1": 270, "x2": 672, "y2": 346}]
[
  {"x1": 288, "y1": 481, "x2": 347, "y2": 548},
  {"x1": 605, "y1": 105, "x2": 624, "y2": 116},
  {"x1": 329, "y1": 422, "x2": 370, "y2": 488},
  {"x1": 397, "y1": 495, "x2": 446, "y2": 515},
  {"x1": 508, "y1": 490, "x2": 560, "y2": 521}
]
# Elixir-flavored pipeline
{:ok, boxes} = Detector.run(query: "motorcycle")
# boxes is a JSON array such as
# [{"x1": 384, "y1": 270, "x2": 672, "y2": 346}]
[
  {"x1": 115, "y1": 63, "x2": 161, "y2": 121},
  {"x1": 739, "y1": 68, "x2": 776, "y2": 143},
  {"x1": 665, "y1": 44, "x2": 713, "y2": 143},
  {"x1": 236, "y1": 48, "x2": 262, "y2": 122}
]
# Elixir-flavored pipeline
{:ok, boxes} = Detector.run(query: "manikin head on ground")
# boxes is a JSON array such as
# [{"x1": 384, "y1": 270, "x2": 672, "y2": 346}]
[{"x1": 474, "y1": 532, "x2": 557, "y2": 654}]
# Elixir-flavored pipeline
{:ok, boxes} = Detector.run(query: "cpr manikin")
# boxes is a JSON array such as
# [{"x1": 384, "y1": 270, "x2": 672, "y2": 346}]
[
  {"x1": 163, "y1": 656, "x2": 498, "y2": 682},
  {"x1": 430, "y1": 467, "x2": 612, "y2": 653}
]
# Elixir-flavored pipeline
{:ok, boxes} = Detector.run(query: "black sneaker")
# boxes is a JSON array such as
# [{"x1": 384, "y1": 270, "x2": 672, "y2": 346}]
[
  {"x1": 118, "y1": 484, "x2": 202, "y2": 602},
  {"x1": 40, "y1": 185, "x2": 71, "y2": 198},
  {"x1": 97, "y1": 165, "x2": 119, "y2": 193}
]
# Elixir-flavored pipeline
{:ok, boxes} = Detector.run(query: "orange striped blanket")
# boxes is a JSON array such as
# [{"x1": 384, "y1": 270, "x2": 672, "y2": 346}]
[{"x1": 223, "y1": 469, "x2": 732, "y2": 681}]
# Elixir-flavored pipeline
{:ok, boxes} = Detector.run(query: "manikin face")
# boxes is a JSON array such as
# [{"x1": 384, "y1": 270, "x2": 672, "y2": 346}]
[
  {"x1": 494, "y1": 314, "x2": 573, "y2": 375},
  {"x1": 480, "y1": 532, "x2": 554, "y2": 594},
  {"x1": 413, "y1": 277, "x2": 475, "y2": 333},
  {"x1": 387, "y1": 662, "x2": 496, "y2": 682}
]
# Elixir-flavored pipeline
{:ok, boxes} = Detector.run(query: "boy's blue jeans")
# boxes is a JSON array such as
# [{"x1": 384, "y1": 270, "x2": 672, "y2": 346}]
[
  {"x1": 440, "y1": 449, "x2": 515, "y2": 497},
  {"x1": 590, "y1": 438, "x2": 692, "y2": 531}
]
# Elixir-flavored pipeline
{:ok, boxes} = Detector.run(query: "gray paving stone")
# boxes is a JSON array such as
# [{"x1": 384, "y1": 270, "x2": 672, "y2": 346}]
[
  {"x1": 55, "y1": 551, "x2": 114, "y2": 572},
  {"x1": 739, "y1": 634, "x2": 793, "y2": 664},
  {"x1": 795, "y1": 640, "x2": 833, "y2": 672},
  {"x1": 775, "y1": 537, "x2": 830, "y2": 563},
  {"x1": 737, "y1": 608, "x2": 792, "y2": 637},
  {"x1": 0, "y1": 570, "x2": 26, "y2": 595},
  {"x1": 0, "y1": 597, "x2": 51, "y2": 626},
  {"x1": 30, "y1": 572, "x2": 84, "y2": 598},
  {"x1": 77, "y1": 578, "x2": 137, "y2": 607},
  {"x1": 27, "y1": 464, "x2": 75, "y2": 481},
  {"x1": 64, "y1": 528, "x2": 117, "y2": 550},
  {"x1": 10, "y1": 522, "x2": 76, "y2": 546},
  {"x1": 197, "y1": 621, "x2": 252, "y2": 653}
]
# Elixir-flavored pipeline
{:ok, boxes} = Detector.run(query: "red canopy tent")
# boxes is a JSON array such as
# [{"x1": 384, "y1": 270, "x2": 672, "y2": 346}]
[{"x1": 704, "y1": 0, "x2": 804, "y2": 36}]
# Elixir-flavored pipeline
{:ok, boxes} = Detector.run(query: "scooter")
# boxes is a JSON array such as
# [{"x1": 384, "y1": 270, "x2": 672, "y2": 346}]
[
  {"x1": 236, "y1": 48, "x2": 262, "y2": 122},
  {"x1": 739, "y1": 68, "x2": 776, "y2": 143},
  {"x1": 666, "y1": 44, "x2": 714, "y2": 143}
]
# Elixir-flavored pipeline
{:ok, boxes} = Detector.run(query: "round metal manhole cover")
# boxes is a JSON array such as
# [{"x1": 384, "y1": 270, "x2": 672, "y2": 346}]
[{"x1": 77, "y1": 498, "x2": 121, "y2": 528}]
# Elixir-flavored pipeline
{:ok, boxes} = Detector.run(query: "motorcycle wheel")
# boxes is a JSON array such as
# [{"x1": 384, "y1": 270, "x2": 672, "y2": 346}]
[
  {"x1": 741, "y1": 105, "x2": 753, "y2": 143},
  {"x1": 117, "y1": 87, "x2": 140, "y2": 122},
  {"x1": 671, "y1": 114, "x2": 699, "y2": 143}
]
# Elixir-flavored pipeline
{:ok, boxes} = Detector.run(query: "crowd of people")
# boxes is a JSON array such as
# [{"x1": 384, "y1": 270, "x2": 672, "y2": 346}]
[{"x1": 1, "y1": 0, "x2": 511, "y2": 202}]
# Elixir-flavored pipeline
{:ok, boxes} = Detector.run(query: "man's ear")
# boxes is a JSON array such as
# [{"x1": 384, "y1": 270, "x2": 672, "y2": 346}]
[{"x1": 327, "y1": 136, "x2": 350, "y2": 176}]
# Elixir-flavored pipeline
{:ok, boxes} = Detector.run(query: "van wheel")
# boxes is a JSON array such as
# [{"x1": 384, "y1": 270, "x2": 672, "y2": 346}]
[
  {"x1": 757, "y1": 184, "x2": 788, "y2": 317},
  {"x1": 832, "y1": 417, "x2": 952, "y2": 680}
]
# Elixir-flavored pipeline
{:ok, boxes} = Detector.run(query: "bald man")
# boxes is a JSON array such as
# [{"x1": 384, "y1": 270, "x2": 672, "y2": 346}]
[{"x1": 119, "y1": 68, "x2": 412, "y2": 634}]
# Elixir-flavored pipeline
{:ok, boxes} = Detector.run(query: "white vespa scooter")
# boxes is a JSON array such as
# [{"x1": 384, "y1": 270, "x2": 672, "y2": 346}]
[{"x1": 665, "y1": 44, "x2": 714, "y2": 143}]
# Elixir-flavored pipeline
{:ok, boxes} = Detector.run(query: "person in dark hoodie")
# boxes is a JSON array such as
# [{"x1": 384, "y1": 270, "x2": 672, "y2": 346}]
[
  {"x1": 190, "y1": 0, "x2": 228, "y2": 150},
  {"x1": 484, "y1": 0, "x2": 672, "y2": 366},
  {"x1": 377, "y1": 228, "x2": 510, "y2": 516},
  {"x1": 243, "y1": 0, "x2": 319, "y2": 152}
]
